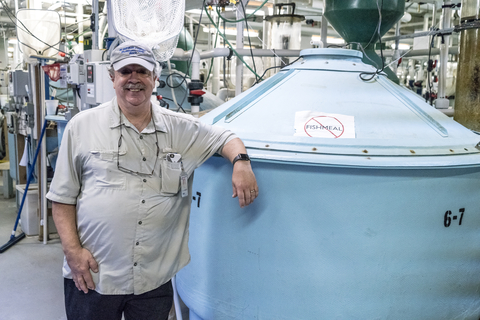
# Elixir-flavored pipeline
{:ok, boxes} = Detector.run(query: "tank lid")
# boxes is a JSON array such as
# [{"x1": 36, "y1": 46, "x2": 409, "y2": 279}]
[
  {"x1": 300, "y1": 48, "x2": 363, "y2": 59},
  {"x1": 201, "y1": 49, "x2": 480, "y2": 168}
]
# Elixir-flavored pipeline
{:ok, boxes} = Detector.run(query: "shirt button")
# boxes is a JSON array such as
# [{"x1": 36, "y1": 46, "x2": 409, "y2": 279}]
[
  {"x1": 138, "y1": 221, "x2": 142, "y2": 225},
  {"x1": 143, "y1": 157, "x2": 146, "y2": 161},
  {"x1": 134, "y1": 262, "x2": 137, "y2": 266},
  {"x1": 143, "y1": 179, "x2": 147, "y2": 183},
  {"x1": 142, "y1": 200, "x2": 145, "y2": 203},
  {"x1": 140, "y1": 136, "x2": 143, "y2": 139}
]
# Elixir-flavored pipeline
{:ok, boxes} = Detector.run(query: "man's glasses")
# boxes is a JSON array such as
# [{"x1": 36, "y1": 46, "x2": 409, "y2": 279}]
[{"x1": 117, "y1": 109, "x2": 159, "y2": 176}]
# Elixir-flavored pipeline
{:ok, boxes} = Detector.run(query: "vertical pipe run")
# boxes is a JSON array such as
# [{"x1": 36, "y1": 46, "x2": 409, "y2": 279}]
[
  {"x1": 262, "y1": 8, "x2": 268, "y2": 49},
  {"x1": 392, "y1": 22, "x2": 401, "y2": 75},
  {"x1": 92, "y1": 0, "x2": 99, "y2": 50},
  {"x1": 235, "y1": 2, "x2": 245, "y2": 96},
  {"x1": 14, "y1": 0, "x2": 20, "y2": 67},
  {"x1": 436, "y1": 1, "x2": 451, "y2": 109},
  {"x1": 98, "y1": 3, "x2": 108, "y2": 49},
  {"x1": 107, "y1": 0, "x2": 118, "y2": 38},
  {"x1": 321, "y1": 15, "x2": 328, "y2": 48},
  {"x1": 77, "y1": 2, "x2": 84, "y2": 53}
]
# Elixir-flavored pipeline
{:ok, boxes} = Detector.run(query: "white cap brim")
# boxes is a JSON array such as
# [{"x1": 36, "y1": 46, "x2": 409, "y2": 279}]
[{"x1": 112, "y1": 57, "x2": 155, "y2": 71}]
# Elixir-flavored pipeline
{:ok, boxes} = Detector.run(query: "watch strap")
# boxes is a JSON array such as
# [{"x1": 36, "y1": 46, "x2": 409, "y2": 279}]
[{"x1": 232, "y1": 153, "x2": 250, "y2": 165}]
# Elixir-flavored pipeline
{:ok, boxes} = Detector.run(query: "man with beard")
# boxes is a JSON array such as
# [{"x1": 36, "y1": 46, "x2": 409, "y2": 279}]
[{"x1": 47, "y1": 41, "x2": 258, "y2": 320}]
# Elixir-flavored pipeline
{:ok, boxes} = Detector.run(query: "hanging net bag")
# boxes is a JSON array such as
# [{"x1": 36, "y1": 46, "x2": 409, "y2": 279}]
[
  {"x1": 110, "y1": 0, "x2": 185, "y2": 61},
  {"x1": 16, "y1": 9, "x2": 61, "y2": 63}
]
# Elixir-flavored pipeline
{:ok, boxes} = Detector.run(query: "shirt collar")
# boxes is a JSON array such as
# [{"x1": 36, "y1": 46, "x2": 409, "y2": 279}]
[{"x1": 109, "y1": 96, "x2": 168, "y2": 133}]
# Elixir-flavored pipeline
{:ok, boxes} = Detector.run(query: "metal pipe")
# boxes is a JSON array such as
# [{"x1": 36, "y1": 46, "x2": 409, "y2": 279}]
[
  {"x1": 189, "y1": 16, "x2": 194, "y2": 39},
  {"x1": 235, "y1": 1, "x2": 245, "y2": 96},
  {"x1": 171, "y1": 49, "x2": 200, "y2": 80},
  {"x1": 92, "y1": 0, "x2": 99, "y2": 50},
  {"x1": 176, "y1": 48, "x2": 300, "y2": 60},
  {"x1": 382, "y1": 27, "x2": 454, "y2": 42},
  {"x1": 423, "y1": 12, "x2": 430, "y2": 31},
  {"x1": 39, "y1": 63, "x2": 47, "y2": 244},
  {"x1": 262, "y1": 7, "x2": 268, "y2": 49},
  {"x1": 378, "y1": 46, "x2": 459, "y2": 57},
  {"x1": 437, "y1": 1, "x2": 452, "y2": 107},
  {"x1": 98, "y1": 2, "x2": 108, "y2": 49},
  {"x1": 199, "y1": 48, "x2": 231, "y2": 59},
  {"x1": 236, "y1": 49, "x2": 301, "y2": 57},
  {"x1": 77, "y1": 2, "x2": 84, "y2": 53},
  {"x1": 392, "y1": 22, "x2": 401, "y2": 75},
  {"x1": 321, "y1": 15, "x2": 328, "y2": 48},
  {"x1": 14, "y1": 0, "x2": 20, "y2": 67},
  {"x1": 432, "y1": 2, "x2": 437, "y2": 28},
  {"x1": 107, "y1": 0, "x2": 118, "y2": 38}
]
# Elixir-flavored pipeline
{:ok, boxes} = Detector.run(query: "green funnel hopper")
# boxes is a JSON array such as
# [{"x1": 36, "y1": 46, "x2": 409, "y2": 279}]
[{"x1": 324, "y1": 0, "x2": 405, "y2": 83}]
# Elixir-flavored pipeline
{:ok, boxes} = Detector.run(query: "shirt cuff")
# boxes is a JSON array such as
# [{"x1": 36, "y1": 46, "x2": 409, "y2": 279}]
[{"x1": 46, "y1": 191, "x2": 77, "y2": 205}]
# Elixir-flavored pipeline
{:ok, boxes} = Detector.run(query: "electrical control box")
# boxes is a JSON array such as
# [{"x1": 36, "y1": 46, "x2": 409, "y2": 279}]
[
  {"x1": 84, "y1": 49, "x2": 105, "y2": 63},
  {"x1": 8, "y1": 70, "x2": 29, "y2": 97},
  {"x1": 67, "y1": 60, "x2": 85, "y2": 85},
  {"x1": 85, "y1": 62, "x2": 115, "y2": 106}
]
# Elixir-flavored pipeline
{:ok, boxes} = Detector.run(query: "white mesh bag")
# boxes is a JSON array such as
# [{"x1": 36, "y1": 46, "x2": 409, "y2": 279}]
[
  {"x1": 110, "y1": 0, "x2": 185, "y2": 61},
  {"x1": 16, "y1": 9, "x2": 61, "y2": 63}
]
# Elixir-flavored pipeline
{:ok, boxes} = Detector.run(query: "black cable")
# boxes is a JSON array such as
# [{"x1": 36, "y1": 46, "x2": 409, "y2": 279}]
[
  {"x1": 426, "y1": 34, "x2": 437, "y2": 105},
  {"x1": 161, "y1": 96, "x2": 183, "y2": 110},
  {"x1": 0, "y1": 0, "x2": 67, "y2": 55},
  {"x1": 252, "y1": 56, "x2": 302, "y2": 86},
  {"x1": 240, "y1": 0, "x2": 258, "y2": 82},
  {"x1": 358, "y1": 0, "x2": 386, "y2": 82}
]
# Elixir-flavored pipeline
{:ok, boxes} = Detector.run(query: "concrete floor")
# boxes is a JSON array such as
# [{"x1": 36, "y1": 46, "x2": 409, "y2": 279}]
[
  {"x1": 0, "y1": 179, "x2": 66, "y2": 320},
  {"x1": 0, "y1": 174, "x2": 190, "y2": 320}
]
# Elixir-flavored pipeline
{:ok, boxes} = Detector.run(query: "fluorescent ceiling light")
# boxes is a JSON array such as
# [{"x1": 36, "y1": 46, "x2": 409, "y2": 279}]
[
  {"x1": 8, "y1": 38, "x2": 17, "y2": 44},
  {"x1": 390, "y1": 43, "x2": 410, "y2": 50},
  {"x1": 8, "y1": 47, "x2": 14, "y2": 52},
  {"x1": 203, "y1": 27, "x2": 258, "y2": 37}
]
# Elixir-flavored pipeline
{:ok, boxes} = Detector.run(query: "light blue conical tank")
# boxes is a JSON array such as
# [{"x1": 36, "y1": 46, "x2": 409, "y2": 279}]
[{"x1": 176, "y1": 49, "x2": 480, "y2": 320}]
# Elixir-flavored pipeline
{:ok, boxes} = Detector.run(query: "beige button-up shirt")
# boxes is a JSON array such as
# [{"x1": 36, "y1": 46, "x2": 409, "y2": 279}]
[{"x1": 46, "y1": 97, "x2": 235, "y2": 295}]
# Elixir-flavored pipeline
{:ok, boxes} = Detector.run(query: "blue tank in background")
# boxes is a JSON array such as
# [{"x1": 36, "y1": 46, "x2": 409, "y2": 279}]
[{"x1": 176, "y1": 49, "x2": 480, "y2": 319}]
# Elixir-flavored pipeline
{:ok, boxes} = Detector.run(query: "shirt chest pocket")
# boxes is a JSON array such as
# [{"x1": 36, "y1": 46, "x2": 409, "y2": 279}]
[
  {"x1": 160, "y1": 155, "x2": 183, "y2": 196},
  {"x1": 90, "y1": 150, "x2": 126, "y2": 189}
]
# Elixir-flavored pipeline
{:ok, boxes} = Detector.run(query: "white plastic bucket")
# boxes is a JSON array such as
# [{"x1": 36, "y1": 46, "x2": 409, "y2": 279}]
[{"x1": 45, "y1": 100, "x2": 58, "y2": 115}]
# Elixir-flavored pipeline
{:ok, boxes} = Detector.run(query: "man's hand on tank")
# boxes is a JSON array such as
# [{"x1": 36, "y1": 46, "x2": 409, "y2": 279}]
[{"x1": 232, "y1": 161, "x2": 258, "y2": 208}]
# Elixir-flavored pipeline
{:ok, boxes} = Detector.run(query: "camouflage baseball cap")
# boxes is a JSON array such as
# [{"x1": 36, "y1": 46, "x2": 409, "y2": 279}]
[{"x1": 110, "y1": 41, "x2": 156, "y2": 71}]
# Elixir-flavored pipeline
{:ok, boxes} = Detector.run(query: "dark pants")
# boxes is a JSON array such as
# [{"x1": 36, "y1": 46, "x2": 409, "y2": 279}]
[{"x1": 64, "y1": 278, "x2": 173, "y2": 320}]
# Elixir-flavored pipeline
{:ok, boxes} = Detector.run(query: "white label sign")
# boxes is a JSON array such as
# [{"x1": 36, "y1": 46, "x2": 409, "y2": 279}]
[{"x1": 294, "y1": 111, "x2": 355, "y2": 139}]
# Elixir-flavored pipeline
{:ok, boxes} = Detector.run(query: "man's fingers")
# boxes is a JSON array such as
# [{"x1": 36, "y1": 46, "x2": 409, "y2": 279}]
[
  {"x1": 84, "y1": 273, "x2": 96, "y2": 291},
  {"x1": 74, "y1": 276, "x2": 89, "y2": 294}
]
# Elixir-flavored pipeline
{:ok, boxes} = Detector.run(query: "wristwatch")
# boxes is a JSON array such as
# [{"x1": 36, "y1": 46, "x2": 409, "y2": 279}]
[{"x1": 232, "y1": 153, "x2": 250, "y2": 165}]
